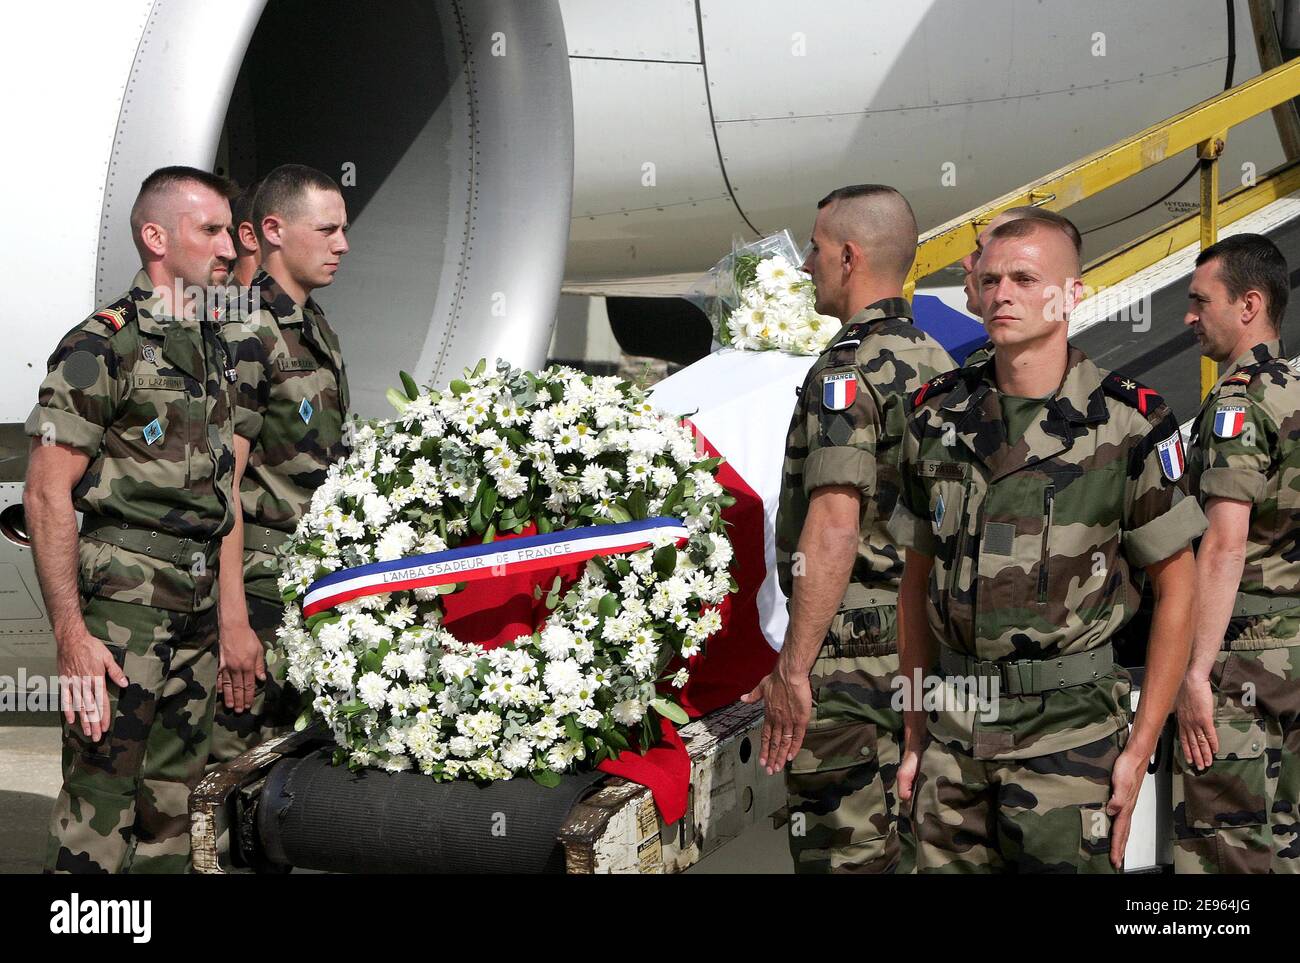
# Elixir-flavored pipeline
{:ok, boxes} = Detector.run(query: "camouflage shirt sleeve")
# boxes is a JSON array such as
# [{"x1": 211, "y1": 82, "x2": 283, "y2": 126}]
[
  {"x1": 1197, "y1": 398, "x2": 1272, "y2": 504},
  {"x1": 803, "y1": 366, "x2": 882, "y2": 496},
  {"x1": 885, "y1": 409, "x2": 939, "y2": 556},
  {"x1": 223, "y1": 318, "x2": 271, "y2": 440},
  {"x1": 23, "y1": 327, "x2": 124, "y2": 457},
  {"x1": 1122, "y1": 408, "x2": 1207, "y2": 568}
]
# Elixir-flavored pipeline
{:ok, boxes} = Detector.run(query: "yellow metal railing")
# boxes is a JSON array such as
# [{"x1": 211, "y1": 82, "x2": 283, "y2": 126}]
[{"x1": 907, "y1": 56, "x2": 1300, "y2": 398}]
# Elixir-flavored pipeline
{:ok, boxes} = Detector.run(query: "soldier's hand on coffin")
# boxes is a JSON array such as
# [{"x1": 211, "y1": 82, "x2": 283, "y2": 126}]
[
  {"x1": 1105, "y1": 746, "x2": 1147, "y2": 870},
  {"x1": 57, "y1": 629, "x2": 128, "y2": 742},
  {"x1": 1175, "y1": 675, "x2": 1219, "y2": 771},
  {"x1": 741, "y1": 664, "x2": 812, "y2": 775},
  {"x1": 218, "y1": 621, "x2": 266, "y2": 713}
]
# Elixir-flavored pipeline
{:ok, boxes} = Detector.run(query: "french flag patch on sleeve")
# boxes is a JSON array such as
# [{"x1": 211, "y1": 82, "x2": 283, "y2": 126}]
[
  {"x1": 822, "y1": 371, "x2": 857, "y2": 411},
  {"x1": 1213, "y1": 405, "x2": 1247, "y2": 439},
  {"x1": 1156, "y1": 432, "x2": 1185, "y2": 482}
]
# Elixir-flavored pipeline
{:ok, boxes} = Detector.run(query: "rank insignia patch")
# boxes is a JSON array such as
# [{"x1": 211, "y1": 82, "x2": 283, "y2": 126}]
[
  {"x1": 1156, "y1": 432, "x2": 1185, "y2": 482},
  {"x1": 822, "y1": 371, "x2": 857, "y2": 411},
  {"x1": 1213, "y1": 405, "x2": 1246, "y2": 439}
]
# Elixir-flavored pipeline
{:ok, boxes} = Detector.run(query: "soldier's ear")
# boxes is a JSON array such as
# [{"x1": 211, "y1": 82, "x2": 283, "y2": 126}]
[
  {"x1": 1241, "y1": 289, "x2": 1265, "y2": 326},
  {"x1": 1067, "y1": 276, "x2": 1085, "y2": 313},
  {"x1": 139, "y1": 222, "x2": 167, "y2": 258},
  {"x1": 238, "y1": 221, "x2": 259, "y2": 254},
  {"x1": 260, "y1": 214, "x2": 284, "y2": 248}
]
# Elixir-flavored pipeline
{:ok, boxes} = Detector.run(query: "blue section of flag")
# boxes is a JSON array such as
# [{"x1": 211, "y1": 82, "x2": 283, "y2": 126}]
[{"x1": 912, "y1": 294, "x2": 990, "y2": 364}]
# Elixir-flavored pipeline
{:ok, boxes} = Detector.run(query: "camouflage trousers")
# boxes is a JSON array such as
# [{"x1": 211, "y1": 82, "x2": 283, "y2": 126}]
[
  {"x1": 208, "y1": 594, "x2": 298, "y2": 769},
  {"x1": 1172, "y1": 645, "x2": 1300, "y2": 873},
  {"x1": 785, "y1": 605, "x2": 914, "y2": 874},
  {"x1": 913, "y1": 731, "x2": 1124, "y2": 873},
  {"x1": 46, "y1": 597, "x2": 218, "y2": 874}
]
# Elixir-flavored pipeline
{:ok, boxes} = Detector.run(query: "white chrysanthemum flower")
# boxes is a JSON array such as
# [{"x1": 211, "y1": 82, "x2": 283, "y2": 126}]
[
  {"x1": 612, "y1": 699, "x2": 644, "y2": 725},
  {"x1": 543, "y1": 658, "x2": 583, "y2": 696},
  {"x1": 358, "y1": 672, "x2": 390, "y2": 710}
]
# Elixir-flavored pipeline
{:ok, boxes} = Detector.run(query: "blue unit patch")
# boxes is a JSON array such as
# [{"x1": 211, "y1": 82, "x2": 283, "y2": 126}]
[
  {"x1": 143, "y1": 418, "x2": 163, "y2": 445},
  {"x1": 299, "y1": 398, "x2": 314, "y2": 425}
]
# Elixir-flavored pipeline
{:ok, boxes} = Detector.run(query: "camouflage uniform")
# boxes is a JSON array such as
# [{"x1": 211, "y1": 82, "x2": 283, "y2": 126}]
[
  {"x1": 26, "y1": 269, "x2": 237, "y2": 872},
  {"x1": 888, "y1": 347, "x2": 1206, "y2": 872},
  {"x1": 776, "y1": 297, "x2": 954, "y2": 874},
  {"x1": 209, "y1": 270, "x2": 350, "y2": 764},
  {"x1": 1174, "y1": 339, "x2": 1300, "y2": 873}
]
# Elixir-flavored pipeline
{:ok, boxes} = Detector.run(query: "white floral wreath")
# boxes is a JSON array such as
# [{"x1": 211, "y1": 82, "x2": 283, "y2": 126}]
[{"x1": 276, "y1": 360, "x2": 737, "y2": 785}]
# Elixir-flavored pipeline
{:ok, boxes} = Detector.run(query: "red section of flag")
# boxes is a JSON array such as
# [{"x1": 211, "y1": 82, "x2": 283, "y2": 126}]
[
  {"x1": 674, "y1": 423, "x2": 778, "y2": 716},
  {"x1": 440, "y1": 522, "x2": 587, "y2": 650},
  {"x1": 596, "y1": 718, "x2": 689, "y2": 823}
]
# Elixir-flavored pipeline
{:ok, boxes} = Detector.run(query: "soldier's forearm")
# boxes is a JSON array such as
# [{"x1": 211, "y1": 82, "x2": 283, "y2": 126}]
[
  {"x1": 25, "y1": 488, "x2": 88, "y2": 641},
  {"x1": 1189, "y1": 533, "x2": 1246, "y2": 679},
  {"x1": 217, "y1": 511, "x2": 251, "y2": 630},
  {"x1": 898, "y1": 551, "x2": 935, "y2": 745},
  {"x1": 1132, "y1": 547, "x2": 1196, "y2": 757}
]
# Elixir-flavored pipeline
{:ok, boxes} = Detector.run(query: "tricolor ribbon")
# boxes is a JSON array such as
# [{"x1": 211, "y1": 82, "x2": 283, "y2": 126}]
[{"x1": 302, "y1": 516, "x2": 690, "y2": 617}]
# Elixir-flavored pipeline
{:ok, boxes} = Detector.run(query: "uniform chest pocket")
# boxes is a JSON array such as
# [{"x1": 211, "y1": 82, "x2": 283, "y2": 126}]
[
  {"x1": 273, "y1": 354, "x2": 328, "y2": 430},
  {"x1": 914, "y1": 460, "x2": 969, "y2": 541},
  {"x1": 978, "y1": 465, "x2": 1123, "y2": 608},
  {"x1": 126, "y1": 370, "x2": 191, "y2": 448}
]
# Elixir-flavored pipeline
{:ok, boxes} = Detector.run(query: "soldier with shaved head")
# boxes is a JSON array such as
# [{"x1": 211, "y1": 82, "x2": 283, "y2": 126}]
[
  {"x1": 742, "y1": 184, "x2": 954, "y2": 873},
  {"x1": 25, "y1": 165, "x2": 239, "y2": 873},
  {"x1": 890, "y1": 213, "x2": 1204, "y2": 872}
]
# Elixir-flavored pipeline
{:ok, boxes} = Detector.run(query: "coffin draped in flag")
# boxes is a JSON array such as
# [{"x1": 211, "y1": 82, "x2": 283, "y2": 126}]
[{"x1": 648, "y1": 348, "x2": 816, "y2": 712}]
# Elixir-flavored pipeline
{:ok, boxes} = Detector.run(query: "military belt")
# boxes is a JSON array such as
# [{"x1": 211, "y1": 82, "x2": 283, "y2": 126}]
[
  {"x1": 938, "y1": 643, "x2": 1114, "y2": 696},
  {"x1": 243, "y1": 521, "x2": 292, "y2": 554},
  {"x1": 839, "y1": 583, "x2": 898, "y2": 611},
  {"x1": 1231, "y1": 592, "x2": 1300, "y2": 618},
  {"x1": 81, "y1": 513, "x2": 221, "y2": 565}
]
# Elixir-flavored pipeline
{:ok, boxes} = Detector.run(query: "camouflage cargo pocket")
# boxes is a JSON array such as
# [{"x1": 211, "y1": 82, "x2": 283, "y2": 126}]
[
  {"x1": 788, "y1": 719, "x2": 889, "y2": 846},
  {"x1": 76, "y1": 539, "x2": 112, "y2": 598},
  {"x1": 1183, "y1": 715, "x2": 1267, "y2": 830},
  {"x1": 1077, "y1": 802, "x2": 1115, "y2": 873},
  {"x1": 61, "y1": 643, "x2": 128, "y2": 763}
]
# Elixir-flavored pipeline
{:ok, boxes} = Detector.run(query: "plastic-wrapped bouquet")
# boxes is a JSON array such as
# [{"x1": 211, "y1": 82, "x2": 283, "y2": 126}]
[{"x1": 690, "y1": 230, "x2": 839, "y2": 355}]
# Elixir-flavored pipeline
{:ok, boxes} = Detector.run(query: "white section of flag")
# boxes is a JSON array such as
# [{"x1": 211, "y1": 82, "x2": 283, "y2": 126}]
[{"x1": 650, "y1": 348, "x2": 818, "y2": 652}]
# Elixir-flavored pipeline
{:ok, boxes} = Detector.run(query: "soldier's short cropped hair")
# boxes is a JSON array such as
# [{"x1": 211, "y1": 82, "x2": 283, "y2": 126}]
[
  {"x1": 986, "y1": 206, "x2": 1083, "y2": 258},
  {"x1": 130, "y1": 166, "x2": 235, "y2": 238},
  {"x1": 815, "y1": 184, "x2": 918, "y2": 282},
  {"x1": 986, "y1": 212, "x2": 1084, "y2": 273},
  {"x1": 230, "y1": 178, "x2": 262, "y2": 229},
  {"x1": 987, "y1": 209, "x2": 1083, "y2": 259},
  {"x1": 1196, "y1": 233, "x2": 1289, "y2": 330},
  {"x1": 253, "y1": 164, "x2": 343, "y2": 241}
]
